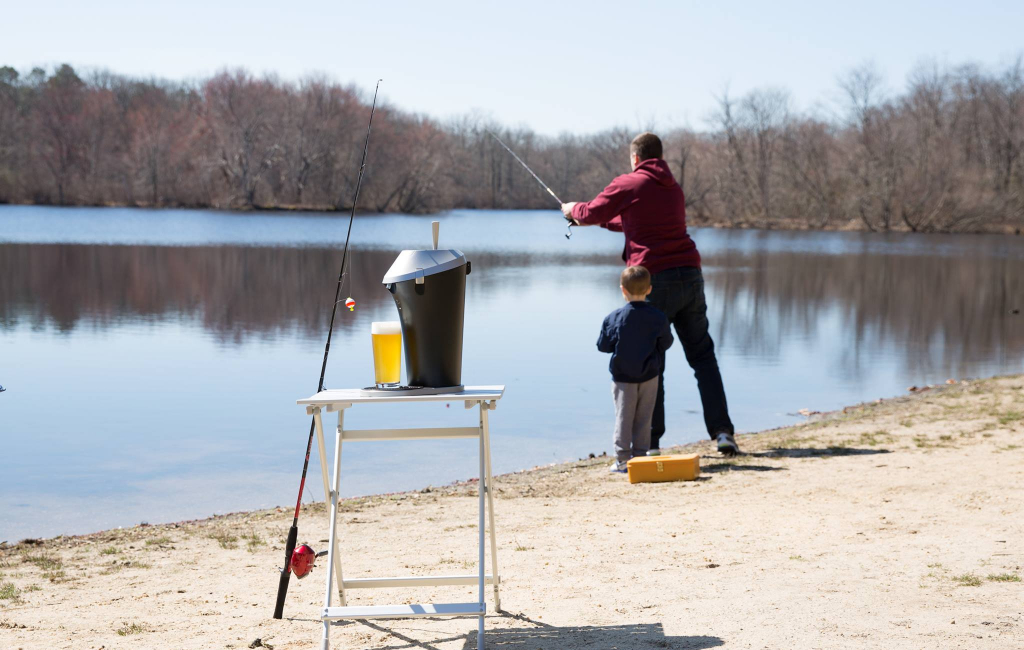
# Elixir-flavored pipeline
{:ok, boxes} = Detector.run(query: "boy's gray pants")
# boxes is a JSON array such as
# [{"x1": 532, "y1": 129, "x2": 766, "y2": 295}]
[{"x1": 612, "y1": 376, "x2": 658, "y2": 469}]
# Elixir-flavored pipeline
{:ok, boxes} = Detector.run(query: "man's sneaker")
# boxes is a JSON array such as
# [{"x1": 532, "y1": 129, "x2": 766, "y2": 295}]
[
  {"x1": 716, "y1": 432, "x2": 739, "y2": 456},
  {"x1": 647, "y1": 449, "x2": 662, "y2": 456},
  {"x1": 609, "y1": 462, "x2": 628, "y2": 474}
]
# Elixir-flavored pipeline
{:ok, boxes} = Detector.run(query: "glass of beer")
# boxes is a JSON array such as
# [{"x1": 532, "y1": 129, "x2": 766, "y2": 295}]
[{"x1": 371, "y1": 321, "x2": 402, "y2": 388}]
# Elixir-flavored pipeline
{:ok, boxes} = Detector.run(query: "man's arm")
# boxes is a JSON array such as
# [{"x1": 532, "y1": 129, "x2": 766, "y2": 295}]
[
  {"x1": 560, "y1": 206, "x2": 622, "y2": 231},
  {"x1": 568, "y1": 176, "x2": 637, "y2": 227},
  {"x1": 602, "y1": 215, "x2": 624, "y2": 232}
]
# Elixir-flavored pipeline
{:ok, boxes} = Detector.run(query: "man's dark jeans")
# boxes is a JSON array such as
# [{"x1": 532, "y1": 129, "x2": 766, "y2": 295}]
[{"x1": 647, "y1": 266, "x2": 733, "y2": 447}]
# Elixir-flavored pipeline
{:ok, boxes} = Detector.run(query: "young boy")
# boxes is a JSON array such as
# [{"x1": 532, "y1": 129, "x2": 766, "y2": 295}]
[{"x1": 597, "y1": 266, "x2": 674, "y2": 472}]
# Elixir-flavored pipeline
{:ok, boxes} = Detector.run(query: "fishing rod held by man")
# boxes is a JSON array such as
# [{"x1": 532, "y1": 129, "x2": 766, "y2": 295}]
[{"x1": 487, "y1": 131, "x2": 574, "y2": 239}]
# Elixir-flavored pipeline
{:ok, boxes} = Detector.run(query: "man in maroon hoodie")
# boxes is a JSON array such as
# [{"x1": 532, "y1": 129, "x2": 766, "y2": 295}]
[{"x1": 561, "y1": 132, "x2": 738, "y2": 455}]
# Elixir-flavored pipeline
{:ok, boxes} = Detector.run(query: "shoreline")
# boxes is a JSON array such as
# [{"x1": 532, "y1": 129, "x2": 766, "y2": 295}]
[
  {"x1": 0, "y1": 380, "x2": 945, "y2": 549},
  {"x1": 0, "y1": 376, "x2": 1013, "y2": 548},
  {"x1": 0, "y1": 378, "x2": 994, "y2": 548},
  {"x1": 2, "y1": 374, "x2": 1022, "y2": 648}
]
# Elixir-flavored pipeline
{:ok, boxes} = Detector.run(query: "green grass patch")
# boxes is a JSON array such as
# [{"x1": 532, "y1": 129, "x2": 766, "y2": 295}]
[
  {"x1": 899, "y1": 419, "x2": 914, "y2": 428},
  {"x1": 0, "y1": 582, "x2": 20, "y2": 601},
  {"x1": 116, "y1": 621, "x2": 148, "y2": 636},
  {"x1": 242, "y1": 530, "x2": 265, "y2": 554},
  {"x1": 43, "y1": 570, "x2": 67, "y2": 583},
  {"x1": 99, "y1": 560, "x2": 151, "y2": 575},
  {"x1": 987, "y1": 573, "x2": 1021, "y2": 583},
  {"x1": 953, "y1": 573, "x2": 982, "y2": 587},
  {"x1": 23, "y1": 584, "x2": 41, "y2": 592},
  {"x1": 769, "y1": 433, "x2": 819, "y2": 449},
  {"x1": 858, "y1": 430, "x2": 894, "y2": 446},
  {"x1": 100, "y1": 547, "x2": 120, "y2": 556},
  {"x1": 22, "y1": 553, "x2": 61, "y2": 571},
  {"x1": 207, "y1": 531, "x2": 238, "y2": 550},
  {"x1": 513, "y1": 538, "x2": 533, "y2": 552},
  {"x1": 144, "y1": 536, "x2": 173, "y2": 547},
  {"x1": 998, "y1": 411, "x2": 1023, "y2": 425}
]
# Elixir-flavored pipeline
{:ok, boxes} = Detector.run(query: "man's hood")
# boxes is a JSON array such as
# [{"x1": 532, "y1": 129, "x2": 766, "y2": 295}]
[{"x1": 633, "y1": 158, "x2": 676, "y2": 186}]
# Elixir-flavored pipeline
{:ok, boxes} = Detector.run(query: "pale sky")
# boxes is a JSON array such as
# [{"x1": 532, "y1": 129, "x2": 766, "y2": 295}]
[{"x1": 3, "y1": 0, "x2": 1022, "y2": 135}]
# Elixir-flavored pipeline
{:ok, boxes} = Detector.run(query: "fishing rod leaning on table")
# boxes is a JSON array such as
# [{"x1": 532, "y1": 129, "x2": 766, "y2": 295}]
[{"x1": 273, "y1": 79, "x2": 382, "y2": 620}]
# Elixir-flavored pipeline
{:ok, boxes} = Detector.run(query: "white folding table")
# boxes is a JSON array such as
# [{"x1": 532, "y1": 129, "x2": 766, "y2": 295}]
[{"x1": 297, "y1": 386, "x2": 505, "y2": 650}]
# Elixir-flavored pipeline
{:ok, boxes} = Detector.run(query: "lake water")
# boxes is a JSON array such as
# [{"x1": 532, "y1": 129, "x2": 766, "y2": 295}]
[{"x1": 1, "y1": 205, "x2": 1022, "y2": 541}]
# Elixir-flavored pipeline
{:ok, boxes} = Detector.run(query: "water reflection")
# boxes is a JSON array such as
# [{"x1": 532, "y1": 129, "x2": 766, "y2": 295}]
[
  {"x1": 3, "y1": 242, "x2": 1021, "y2": 375},
  {"x1": 702, "y1": 247, "x2": 1024, "y2": 378},
  {"x1": 0, "y1": 244, "x2": 615, "y2": 342}
]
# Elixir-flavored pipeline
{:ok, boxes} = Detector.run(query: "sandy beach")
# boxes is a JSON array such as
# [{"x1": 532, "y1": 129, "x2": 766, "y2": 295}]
[{"x1": 1, "y1": 375, "x2": 1021, "y2": 649}]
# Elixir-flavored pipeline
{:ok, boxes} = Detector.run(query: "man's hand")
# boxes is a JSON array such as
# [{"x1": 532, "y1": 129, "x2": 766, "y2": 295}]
[{"x1": 561, "y1": 202, "x2": 579, "y2": 224}]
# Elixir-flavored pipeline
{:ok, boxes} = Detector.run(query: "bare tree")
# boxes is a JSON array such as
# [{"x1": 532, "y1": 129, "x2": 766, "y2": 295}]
[
  {"x1": 840, "y1": 64, "x2": 900, "y2": 231},
  {"x1": 0, "y1": 66, "x2": 23, "y2": 200},
  {"x1": 742, "y1": 88, "x2": 790, "y2": 224},
  {"x1": 664, "y1": 129, "x2": 715, "y2": 219},
  {"x1": 35, "y1": 64, "x2": 87, "y2": 204},
  {"x1": 204, "y1": 71, "x2": 284, "y2": 207},
  {"x1": 779, "y1": 119, "x2": 842, "y2": 227}
]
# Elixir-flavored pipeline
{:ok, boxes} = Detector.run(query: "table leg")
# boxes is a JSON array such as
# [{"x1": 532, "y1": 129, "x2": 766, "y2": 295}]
[
  {"x1": 321, "y1": 411, "x2": 345, "y2": 650},
  {"x1": 481, "y1": 403, "x2": 501, "y2": 611},
  {"x1": 314, "y1": 410, "x2": 346, "y2": 606},
  {"x1": 477, "y1": 404, "x2": 485, "y2": 650}
]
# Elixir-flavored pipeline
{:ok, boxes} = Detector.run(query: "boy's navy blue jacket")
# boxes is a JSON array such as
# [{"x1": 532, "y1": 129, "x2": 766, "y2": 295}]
[{"x1": 597, "y1": 301, "x2": 674, "y2": 383}]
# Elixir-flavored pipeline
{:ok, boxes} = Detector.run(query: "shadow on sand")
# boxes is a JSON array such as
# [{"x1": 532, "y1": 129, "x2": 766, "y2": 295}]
[
  {"x1": 349, "y1": 614, "x2": 723, "y2": 650},
  {"x1": 752, "y1": 447, "x2": 894, "y2": 459},
  {"x1": 462, "y1": 621, "x2": 723, "y2": 649},
  {"x1": 701, "y1": 462, "x2": 786, "y2": 473}
]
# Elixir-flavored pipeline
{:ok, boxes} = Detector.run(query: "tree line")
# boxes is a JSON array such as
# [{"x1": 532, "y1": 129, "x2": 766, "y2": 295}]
[{"x1": 0, "y1": 60, "x2": 1022, "y2": 233}]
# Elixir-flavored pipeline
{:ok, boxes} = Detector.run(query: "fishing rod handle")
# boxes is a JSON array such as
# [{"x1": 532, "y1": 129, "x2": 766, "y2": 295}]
[{"x1": 273, "y1": 524, "x2": 299, "y2": 618}]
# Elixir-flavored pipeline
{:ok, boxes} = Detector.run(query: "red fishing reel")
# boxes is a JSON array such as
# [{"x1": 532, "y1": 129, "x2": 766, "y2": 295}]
[{"x1": 289, "y1": 544, "x2": 327, "y2": 579}]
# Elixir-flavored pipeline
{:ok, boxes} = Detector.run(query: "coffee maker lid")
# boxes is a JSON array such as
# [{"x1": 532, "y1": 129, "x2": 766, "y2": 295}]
[{"x1": 382, "y1": 249, "x2": 467, "y2": 284}]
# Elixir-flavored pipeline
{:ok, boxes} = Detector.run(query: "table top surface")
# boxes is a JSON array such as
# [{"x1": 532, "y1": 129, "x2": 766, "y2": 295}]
[{"x1": 298, "y1": 385, "x2": 505, "y2": 406}]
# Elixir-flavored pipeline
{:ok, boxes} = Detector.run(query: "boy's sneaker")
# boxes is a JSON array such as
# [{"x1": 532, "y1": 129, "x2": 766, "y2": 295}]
[
  {"x1": 647, "y1": 449, "x2": 662, "y2": 456},
  {"x1": 716, "y1": 432, "x2": 739, "y2": 456},
  {"x1": 609, "y1": 462, "x2": 627, "y2": 474}
]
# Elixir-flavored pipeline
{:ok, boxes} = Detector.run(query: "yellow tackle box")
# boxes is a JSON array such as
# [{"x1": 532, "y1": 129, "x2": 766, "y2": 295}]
[{"x1": 626, "y1": 454, "x2": 700, "y2": 484}]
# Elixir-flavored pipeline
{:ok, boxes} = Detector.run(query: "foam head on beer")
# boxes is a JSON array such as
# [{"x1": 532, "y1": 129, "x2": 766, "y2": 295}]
[
  {"x1": 371, "y1": 321, "x2": 403, "y2": 386},
  {"x1": 371, "y1": 321, "x2": 402, "y2": 336}
]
